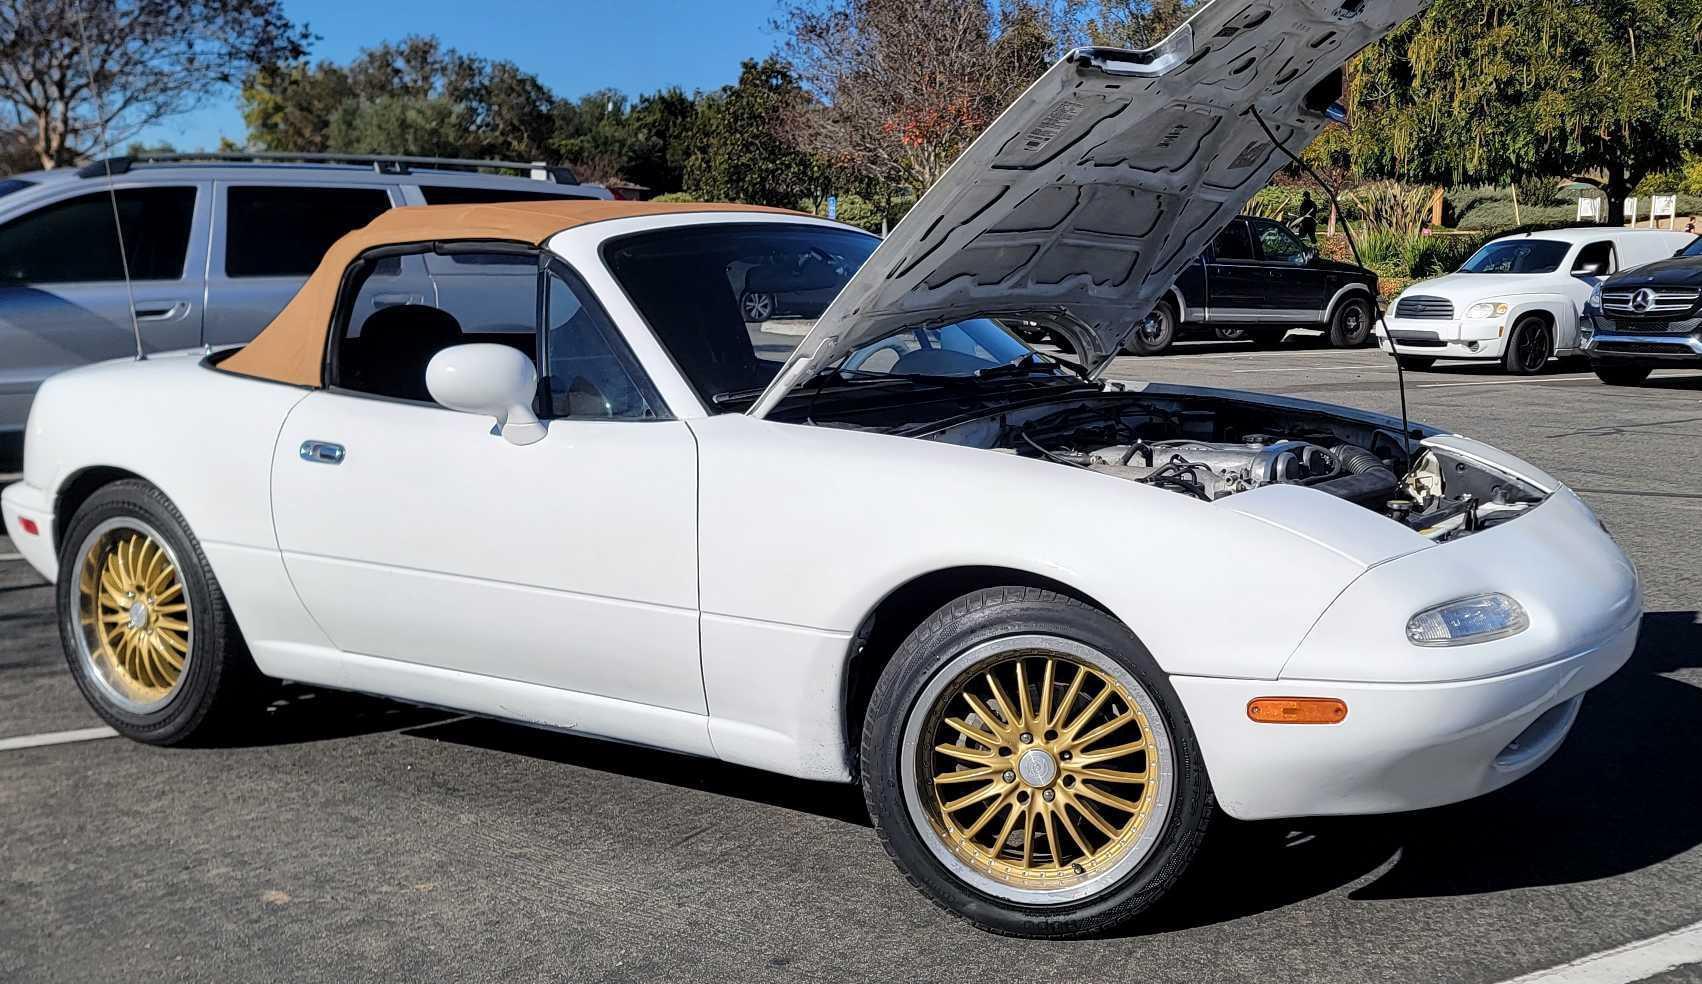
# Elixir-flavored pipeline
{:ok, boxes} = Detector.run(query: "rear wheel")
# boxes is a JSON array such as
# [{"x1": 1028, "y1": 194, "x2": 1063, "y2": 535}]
[
  {"x1": 1593, "y1": 365, "x2": 1652, "y2": 386},
  {"x1": 1327, "y1": 296, "x2": 1373, "y2": 347},
  {"x1": 1504, "y1": 316, "x2": 1553, "y2": 375},
  {"x1": 861, "y1": 587, "x2": 1212, "y2": 938},
  {"x1": 1124, "y1": 301, "x2": 1177, "y2": 356},
  {"x1": 1213, "y1": 327, "x2": 1248, "y2": 342},
  {"x1": 741, "y1": 291, "x2": 775, "y2": 322},
  {"x1": 56, "y1": 480, "x2": 261, "y2": 745}
]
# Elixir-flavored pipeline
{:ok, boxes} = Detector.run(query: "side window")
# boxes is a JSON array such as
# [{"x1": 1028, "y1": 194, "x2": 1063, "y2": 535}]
[
  {"x1": 1211, "y1": 222, "x2": 1254, "y2": 261},
  {"x1": 225, "y1": 186, "x2": 392, "y2": 278},
  {"x1": 0, "y1": 187, "x2": 195, "y2": 284},
  {"x1": 544, "y1": 267, "x2": 660, "y2": 420},
  {"x1": 419, "y1": 185, "x2": 595, "y2": 205},
  {"x1": 334, "y1": 246, "x2": 540, "y2": 404},
  {"x1": 1252, "y1": 220, "x2": 1309, "y2": 264},
  {"x1": 1573, "y1": 241, "x2": 1616, "y2": 275}
]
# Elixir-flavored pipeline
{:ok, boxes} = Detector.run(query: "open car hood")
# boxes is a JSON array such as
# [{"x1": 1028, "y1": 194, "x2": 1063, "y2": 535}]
[{"x1": 749, "y1": 0, "x2": 1429, "y2": 418}]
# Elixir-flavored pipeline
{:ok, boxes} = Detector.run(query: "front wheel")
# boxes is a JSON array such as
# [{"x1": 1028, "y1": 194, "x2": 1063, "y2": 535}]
[
  {"x1": 1504, "y1": 316, "x2": 1553, "y2": 375},
  {"x1": 1327, "y1": 296, "x2": 1373, "y2": 347},
  {"x1": 56, "y1": 480, "x2": 261, "y2": 745},
  {"x1": 740, "y1": 291, "x2": 775, "y2": 322},
  {"x1": 1124, "y1": 302, "x2": 1177, "y2": 356},
  {"x1": 861, "y1": 587, "x2": 1213, "y2": 938},
  {"x1": 1593, "y1": 365, "x2": 1652, "y2": 386}
]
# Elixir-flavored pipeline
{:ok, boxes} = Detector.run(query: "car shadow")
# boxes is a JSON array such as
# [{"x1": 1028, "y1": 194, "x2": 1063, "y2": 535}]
[
  {"x1": 214, "y1": 684, "x2": 459, "y2": 747},
  {"x1": 1143, "y1": 609, "x2": 1702, "y2": 932},
  {"x1": 401, "y1": 715, "x2": 872, "y2": 827}
]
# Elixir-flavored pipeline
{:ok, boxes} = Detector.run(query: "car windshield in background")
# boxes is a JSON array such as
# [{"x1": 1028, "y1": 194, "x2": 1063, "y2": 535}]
[
  {"x1": 0, "y1": 178, "x2": 33, "y2": 199},
  {"x1": 1678, "y1": 236, "x2": 1702, "y2": 258},
  {"x1": 1460, "y1": 239, "x2": 1570, "y2": 274}
]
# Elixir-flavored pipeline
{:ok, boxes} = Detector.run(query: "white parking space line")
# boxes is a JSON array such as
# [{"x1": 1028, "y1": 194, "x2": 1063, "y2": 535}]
[
  {"x1": 0, "y1": 727, "x2": 118, "y2": 752},
  {"x1": 1495, "y1": 919, "x2": 1702, "y2": 984},
  {"x1": 1417, "y1": 376, "x2": 1600, "y2": 389},
  {"x1": 0, "y1": 553, "x2": 23, "y2": 562},
  {"x1": 1232, "y1": 364, "x2": 1386, "y2": 373}
]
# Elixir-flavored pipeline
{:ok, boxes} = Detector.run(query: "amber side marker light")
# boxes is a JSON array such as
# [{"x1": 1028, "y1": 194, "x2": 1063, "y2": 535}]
[{"x1": 1247, "y1": 698, "x2": 1348, "y2": 724}]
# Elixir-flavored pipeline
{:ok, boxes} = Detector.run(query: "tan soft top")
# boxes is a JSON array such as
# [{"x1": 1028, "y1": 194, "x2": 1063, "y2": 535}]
[{"x1": 220, "y1": 199, "x2": 799, "y2": 386}]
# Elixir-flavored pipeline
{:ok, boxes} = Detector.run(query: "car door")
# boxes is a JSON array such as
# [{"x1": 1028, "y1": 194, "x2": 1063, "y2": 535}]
[
  {"x1": 0, "y1": 183, "x2": 206, "y2": 432},
  {"x1": 1558, "y1": 240, "x2": 1618, "y2": 350},
  {"x1": 1248, "y1": 217, "x2": 1331, "y2": 318},
  {"x1": 202, "y1": 182, "x2": 399, "y2": 348},
  {"x1": 270, "y1": 246, "x2": 704, "y2": 714},
  {"x1": 1202, "y1": 219, "x2": 1266, "y2": 320}
]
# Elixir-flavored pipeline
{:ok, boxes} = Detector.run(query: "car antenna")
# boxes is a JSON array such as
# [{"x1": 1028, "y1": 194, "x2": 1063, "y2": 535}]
[
  {"x1": 72, "y1": 2, "x2": 145, "y2": 361},
  {"x1": 1250, "y1": 105, "x2": 1413, "y2": 471}
]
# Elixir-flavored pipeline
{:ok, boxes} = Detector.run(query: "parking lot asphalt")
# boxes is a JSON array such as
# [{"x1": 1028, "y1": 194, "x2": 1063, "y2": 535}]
[{"x1": 2, "y1": 339, "x2": 1700, "y2": 983}]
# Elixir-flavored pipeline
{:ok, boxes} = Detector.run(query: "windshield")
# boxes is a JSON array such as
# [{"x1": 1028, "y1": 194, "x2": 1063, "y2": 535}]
[
  {"x1": 1459, "y1": 239, "x2": 1570, "y2": 274},
  {"x1": 603, "y1": 223, "x2": 1051, "y2": 409},
  {"x1": 1679, "y1": 236, "x2": 1702, "y2": 258},
  {"x1": 0, "y1": 178, "x2": 33, "y2": 199}
]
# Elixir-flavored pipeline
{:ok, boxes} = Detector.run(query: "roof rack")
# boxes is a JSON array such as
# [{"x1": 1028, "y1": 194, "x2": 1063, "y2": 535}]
[{"x1": 75, "y1": 151, "x2": 581, "y2": 185}]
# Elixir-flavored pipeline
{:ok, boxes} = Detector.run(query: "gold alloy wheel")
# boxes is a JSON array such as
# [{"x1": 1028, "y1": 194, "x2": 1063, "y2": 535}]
[
  {"x1": 916, "y1": 648, "x2": 1162, "y2": 894},
  {"x1": 74, "y1": 524, "x2": 191, "y2": 708}
]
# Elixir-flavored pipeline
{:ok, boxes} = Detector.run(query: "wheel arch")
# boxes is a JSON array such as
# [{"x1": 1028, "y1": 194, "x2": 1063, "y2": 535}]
[
  {"x1": 840, "y1": 565, "x2": 1115, "y2": 765},
  {"x1": 1323, "y1": 282, "x2": 1374, "y2": 322},
  {"x1": 53, "y1": 465, "x2": 151, "y2": 554}
]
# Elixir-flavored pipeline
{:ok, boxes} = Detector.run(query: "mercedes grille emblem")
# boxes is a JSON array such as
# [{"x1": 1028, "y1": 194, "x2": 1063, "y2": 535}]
[{"x1": 1630, "y1": 288, "x2": 1657, "y2": 313}]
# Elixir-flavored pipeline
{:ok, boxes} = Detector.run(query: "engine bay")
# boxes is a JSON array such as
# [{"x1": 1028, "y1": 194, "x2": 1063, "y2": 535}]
[{"x1": 916, "y1": 391, "x2": 1548, "y2": 542}]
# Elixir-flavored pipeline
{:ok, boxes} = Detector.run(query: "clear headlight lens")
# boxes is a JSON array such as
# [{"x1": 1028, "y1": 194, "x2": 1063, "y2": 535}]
[
  {"x1": 1586, "y1": 283, "x2": 1604, "y2": 311},
  {"x1": 1465, "y1": 301, "x2": 1510, "y2": 319},
  {"x1": 1406, "y1": 593, "x2": 1530, "y2": 647}
]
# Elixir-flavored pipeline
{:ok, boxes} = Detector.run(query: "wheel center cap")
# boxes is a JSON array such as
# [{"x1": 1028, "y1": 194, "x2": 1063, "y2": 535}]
[
  {"x1": 127, "y1": 602, "x2": 149, "y2": 630},
  {"x1": 1017, "y1": 748, "x2": 1058, "y2": 788}
]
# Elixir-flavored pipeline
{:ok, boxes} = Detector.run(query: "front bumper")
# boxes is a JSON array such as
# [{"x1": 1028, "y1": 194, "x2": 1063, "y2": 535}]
[
  {"x1": 1581, "y1": 315, "x2": 1702, "y2": 364},
  {"x1": 1, "y1": 480, "x2": 56, "y2": 582},
  {"x1": 1377, "y1": 314, "x2": 1510, "y2": 360},
  {"x1": 1174, "y1": 489, "x2": 1640, "y2": 821}
]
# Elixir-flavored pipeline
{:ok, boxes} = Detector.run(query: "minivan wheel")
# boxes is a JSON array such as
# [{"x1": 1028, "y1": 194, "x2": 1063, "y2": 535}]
[
  {"x1": 1327, "y1": 297, "x2": 1373, "y2": 347},
  {"x1": 861, "y1": 587, "x2": 1212, "y2": 938},
  {"x1": 1593, "y1": 365, "x2": 1652, "y2": 386},
  {"x1": 56, "y1": 480, "x2": 261, "y2": 745}
]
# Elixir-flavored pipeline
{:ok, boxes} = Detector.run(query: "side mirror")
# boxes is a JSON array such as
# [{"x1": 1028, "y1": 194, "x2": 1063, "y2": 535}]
[
  {"x1": 1576, "y1": 262, "x2": 1605, "y2": 276},
  {"x1": 426, "y1": 344, "x2": 546, "y2": 446}
]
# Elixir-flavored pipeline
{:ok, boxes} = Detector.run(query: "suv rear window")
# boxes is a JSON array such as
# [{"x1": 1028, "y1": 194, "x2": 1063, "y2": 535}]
[
  {"x1": 419, "y1": 184, "x2": 596, "y2": 206},
  {"x1": 0, "y1": 186, "x2": 195, "y2": 284},
  {"x1": 225, "y1": 186, "x2": 392, "y2": 278}
]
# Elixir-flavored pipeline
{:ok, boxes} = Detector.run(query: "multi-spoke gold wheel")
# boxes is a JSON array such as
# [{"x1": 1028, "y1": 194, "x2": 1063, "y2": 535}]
[
  {"x1": 900, "y1": 636, "x2": 1172, "y2": 903},
  {"x1": 72, "y1": 520, "x2": 192, "y2": 711}
]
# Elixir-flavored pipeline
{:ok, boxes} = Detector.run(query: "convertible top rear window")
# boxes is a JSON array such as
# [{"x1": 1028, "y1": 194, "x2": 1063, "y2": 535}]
[{"x1": 602, "y1": 223, "x2": 879, "y2": 409}]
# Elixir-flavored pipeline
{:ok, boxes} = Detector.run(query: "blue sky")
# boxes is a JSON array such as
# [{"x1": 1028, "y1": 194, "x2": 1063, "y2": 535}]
[{"x1": 136, "y1": 0, "x2": 781, "y2": 151}]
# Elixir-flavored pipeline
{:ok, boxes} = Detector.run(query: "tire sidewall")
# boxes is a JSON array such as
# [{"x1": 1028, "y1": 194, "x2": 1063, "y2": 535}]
[
  {"x1": 1330, "y1": 296, "x2": 1372, "y2": 347},
  {"x1": 1504, "y1": 316, "x2": 1551, "y2": 375},
  {"x1": 55, "y1": 481, "x2": 235, "y2": 744},
  {"x1": 1127, "y1": 303, "x2": 1176, "y2": 356},
  {"x1": 861, "y1": 590, "x2": 1212, "y2": 936}
]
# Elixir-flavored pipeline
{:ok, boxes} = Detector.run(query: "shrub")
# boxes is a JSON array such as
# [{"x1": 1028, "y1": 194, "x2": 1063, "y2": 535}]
[
  {"x1": 1516, "y1": 177, "x2": 1563, "y2": 209},
  {"x1": 1344, "y1": 180, "x2": 1433, "y2": 237},
  {"x1": 651, "y1": 191, "x2": 696, "y2": 203}
]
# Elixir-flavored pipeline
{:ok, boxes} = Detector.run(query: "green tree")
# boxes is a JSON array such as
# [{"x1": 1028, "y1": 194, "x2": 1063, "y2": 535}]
[
  {"x1": 685, "y1": 58, "x2": 815, "y2": 206},
  {"x1": 550, "y1": 90, "x2": 635, "y2": 184},
  {"x1": 1347, "y1": 0, "x2": 1702, "y2": 224},
  {"x1": 1086, "y1": 0, "x2": 1202, "y2": 47},
  {"x1": 623, "y1": 87, "x2": 700, "y2": 194}
]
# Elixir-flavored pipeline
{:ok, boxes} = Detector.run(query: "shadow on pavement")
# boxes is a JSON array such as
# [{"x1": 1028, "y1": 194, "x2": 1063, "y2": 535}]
[
  {"x1": 1147, "y1": 610, "x2": 1702, "y2": 931},
  {"x1": 403, "y1": 715, "x2": 872, "y2": 827},
  {"x1": 221, "y1": 684, "x2": 457, "y2": 746}
]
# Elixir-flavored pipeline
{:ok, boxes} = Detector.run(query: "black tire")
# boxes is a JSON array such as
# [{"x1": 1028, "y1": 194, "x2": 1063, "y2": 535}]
[
  {"x1": 860, "y1": 586, "x2": 1213, "y2": 938},
  {"x1": 1503, "y1": 315, "x2": 1553, "y2": 375},
  {"x1": 1124, "y1": 301, "x2": 1177, "y2": 356},
  {"x1": 1327, "y1": 296, "x2": 1373, "y2": 347},
  {"x1": 740, "y1": 291, "x2": 775, "y2": 322},
  {"x1": 55, "y1": 480, "x2": 262, "y2": 745},
  {"x1": 1593, "y1": 365, "x2": 1652, "y2": 386},
  {"x1": 1213, "y1": 326, "x2": 1249, "y2": 342},
  {"x1": 1395, "y1": 355, "x2": 1436, "y2": 371}
]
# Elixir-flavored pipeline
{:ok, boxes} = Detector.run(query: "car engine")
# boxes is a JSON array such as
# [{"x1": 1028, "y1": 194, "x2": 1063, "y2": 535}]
[{"x1": 1056, "y1": 437, "x2": 1396, "y2": 506}]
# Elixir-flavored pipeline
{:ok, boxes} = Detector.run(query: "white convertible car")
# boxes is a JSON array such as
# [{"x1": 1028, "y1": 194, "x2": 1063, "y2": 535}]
[{"x1": 1, "y1": 1, "x2": 1639, "y2": 938}]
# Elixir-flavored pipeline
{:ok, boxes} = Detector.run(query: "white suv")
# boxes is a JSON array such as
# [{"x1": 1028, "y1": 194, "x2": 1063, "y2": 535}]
[{"x1": 1379, "y1": 227, "x2": 1692, "y2": 374}]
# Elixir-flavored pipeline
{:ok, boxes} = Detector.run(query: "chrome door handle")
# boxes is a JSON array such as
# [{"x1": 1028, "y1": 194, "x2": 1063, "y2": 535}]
[
  {"x1": 372, "y1": 292, "x2": 425, "y2": 308},
  {"x1": 134, "y1": 300, "x2": 191, "y2": 321},
  {"x1": 299, "y1": 440, "x2": 345, "y2": 465}
]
